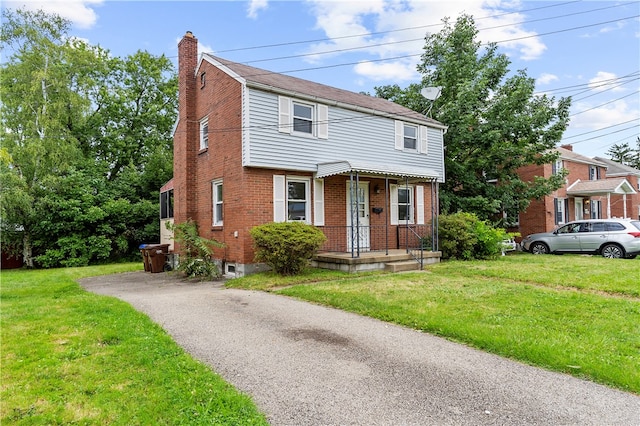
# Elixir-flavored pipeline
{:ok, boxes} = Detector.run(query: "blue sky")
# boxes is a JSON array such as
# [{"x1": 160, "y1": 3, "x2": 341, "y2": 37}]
[{"x1": 3, "y1": 0, "x2": 639, "y2": 159}]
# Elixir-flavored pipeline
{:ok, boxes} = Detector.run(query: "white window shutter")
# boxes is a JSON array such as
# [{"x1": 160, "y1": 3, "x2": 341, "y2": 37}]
[
  {"x1": 278, "y1": 96, "x2": 291, "y2": 134},
  {"x1": 314, "y1": 179, "x2": 325, "y2": 226},
  {"x1": 390, "y1": 184, "x2": 399, "y2": 225},
  {"x1": 317, "y1": 104, "x2": 328, "y2": 139},
  {"x1": 394, "y1": 121, "x2": 403, "y2": 150},
  {"x1": 273, "y1": 175, "x2": 286, "y2": 222},
  {"x1": 416, "y1": 185, "x2": 425, "y2": 224},
  {"x1": 419, "y1": 126, "x2": 428, "y2": 154}
]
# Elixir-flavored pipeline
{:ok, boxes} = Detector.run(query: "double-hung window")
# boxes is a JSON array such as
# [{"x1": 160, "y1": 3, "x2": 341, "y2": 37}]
[
  {"x1": 287, "y1": 179, "x2": 308, "y2": 221},
  {"x1": 554, "y1": 198, "x2": 569, "y2": 224},
  {"x1": 212, "y1": 180, "x2": 223, "y2": 226},
  {"x1": 200, "y1": 117, "x2": 209, "y2": 150},
  {"x1": 589, "y1": 165, "x2": 600, "y2": 180},
  {"x1": 403, "y1": 124, "x2": 417, "y2": 150},
  {"x1": 160, "y1": 189, "x2": 173, "y2": 219},
  {"x1": 273, "y1": 176, "x2": 311, "y2": 223},
  {"x1": 293, "y1": 103, "x2": 313, "y2": 134},
  {"x1": 397, "y1": 187, "x2": 414, "y2": 222},
  {"x1": 552, "y1": 159, "x2": 563, "y2": 175}
]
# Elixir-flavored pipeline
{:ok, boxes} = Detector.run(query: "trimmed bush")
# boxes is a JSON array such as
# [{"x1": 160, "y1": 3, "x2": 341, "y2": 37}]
[
  {"x1": 250, "y1": 222, "x2": 327, "y2": 275},
  {"x1": 438, "y1": 212, "x2": 508, "y2": 260}
]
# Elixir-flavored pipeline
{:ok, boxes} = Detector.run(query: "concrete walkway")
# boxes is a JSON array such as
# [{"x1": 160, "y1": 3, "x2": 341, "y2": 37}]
[{"x1": 79, "y1": 271, "x2": 640, "y2": 425}]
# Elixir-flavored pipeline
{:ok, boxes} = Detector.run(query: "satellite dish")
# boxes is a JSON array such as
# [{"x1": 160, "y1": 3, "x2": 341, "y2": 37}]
[{"x1": 420, "y1": 86, "x2": 442, "y2": 100}]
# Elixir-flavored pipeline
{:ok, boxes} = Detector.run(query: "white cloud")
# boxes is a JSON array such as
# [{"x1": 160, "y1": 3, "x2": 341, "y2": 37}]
[
  {"x1": 353, "y1": 59, "x2": 419, "y2": 82},
  {"x1": 588, "y1": 71, "x2": 625, "y2": 93},
  {"x1": 569, "y1": 100, "x2": 637, "y2": 130},
  {"x1": 247, "y1": 0, "x2": 268, "y2": 19},
  {"x1": 303, "y1": 0, "x2": 547, "y2": 82},
  {"x1": 4, "y1": 0, "x2": 103, "y2": 29},
  {"x1": 537, "y1": 73, "x2": 559, "y2": 85}
]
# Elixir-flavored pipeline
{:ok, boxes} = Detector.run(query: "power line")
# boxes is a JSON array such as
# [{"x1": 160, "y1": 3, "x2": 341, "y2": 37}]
[
  {"x1": 563, "y1": 118, "x2": 640, "y2": 140},
  {"x1": 215, "y1": 0, "x2": 583, "y2": 54},
  {"x1": 570, "y1": 91, "x2": 640, "y2": 117}
]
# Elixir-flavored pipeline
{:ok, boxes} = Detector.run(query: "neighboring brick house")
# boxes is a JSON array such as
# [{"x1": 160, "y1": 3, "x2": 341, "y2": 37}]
[
  {"x1": 515, "y1": 144, "x2": 637, "y2": 239},
  {"x1": 593, "y1": 156, "x2": 640, "y2": 220},
  {"x1": 161, "y1": 32, "x2": 447, "y2": 276}
]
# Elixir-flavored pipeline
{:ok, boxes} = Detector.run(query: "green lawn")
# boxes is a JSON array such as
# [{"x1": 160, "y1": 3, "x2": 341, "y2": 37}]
[
  {"x1": 1, "y1": 264, "x2": 268, "y2": 425},
  {"x1": 229, "y1": 253, "x2": 640, "y2": 394}
]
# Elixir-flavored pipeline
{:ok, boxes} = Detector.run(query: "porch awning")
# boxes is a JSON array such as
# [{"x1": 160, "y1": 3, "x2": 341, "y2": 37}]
[
  {"x1": 316, "y1": 160, "x2": 440, "y2": 180},
  {"x1": 566, "y1": 178, "x2": 636, "y2": 196}
]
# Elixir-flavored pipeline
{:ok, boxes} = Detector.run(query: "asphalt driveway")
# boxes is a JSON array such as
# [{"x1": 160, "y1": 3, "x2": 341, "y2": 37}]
[{"x1": 79, "y1": 271, "x2": 640, "y2": 425}]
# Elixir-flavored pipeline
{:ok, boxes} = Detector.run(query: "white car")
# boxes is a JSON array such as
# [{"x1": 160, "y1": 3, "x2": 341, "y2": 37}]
[{"x1": 521, "y1": 219, "x2": 640, "y2": 259}]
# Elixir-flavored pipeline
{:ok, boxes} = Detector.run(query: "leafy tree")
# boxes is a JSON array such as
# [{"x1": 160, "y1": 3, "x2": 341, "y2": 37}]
[
  {"x1": 607, "y1": 137, "x2": 640, "y2": 169},
  {"x1": 375, "y1": 15, "x2": 570, "y2": 223},
  {"x1": 1, "y1": 8, "x2": 177, "y2": 267}
]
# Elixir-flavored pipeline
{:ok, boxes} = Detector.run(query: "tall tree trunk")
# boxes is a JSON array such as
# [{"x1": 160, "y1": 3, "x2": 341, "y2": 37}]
[{"x1": 22, "y1": 230, "x2": 33, "y2": 268}]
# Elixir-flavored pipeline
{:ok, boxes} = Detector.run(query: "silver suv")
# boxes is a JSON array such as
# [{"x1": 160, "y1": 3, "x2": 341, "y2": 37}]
[{"x1": 521, "y1": 219, "x2": 640, "y2": 259}]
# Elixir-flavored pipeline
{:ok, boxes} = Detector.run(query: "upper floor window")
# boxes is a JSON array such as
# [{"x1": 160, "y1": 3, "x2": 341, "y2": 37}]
[
  {"x1": 200, "y1": 117, "x2": 209, "y2": 150},
  {"x1": 589, "y1": 165, "x2": 600, "y2": 180},
  {"x1": 200, "y1": 72, "x2": 206, "y2": 88},
  {"x1": 403, "y1": 124, "x2": 417, "y2": 150},
  {"x1": 395, "y1": 121, "x2": 427, "y2": 154},
  {"x1": 552, "y1": 159, "x2": 563, "y2": 175},
  {"x1": 212, "y1": 180, "x2": 223, "y2": 226},
  {"x1": 293, "y1": 103, "x2": 313, "y2": 134},
  {"x1": 278, "y1": 96, "x2": 328, "y2": 139}
]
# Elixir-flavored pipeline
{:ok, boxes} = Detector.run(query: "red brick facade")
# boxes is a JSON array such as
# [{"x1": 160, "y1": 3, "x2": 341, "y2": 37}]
[{"x1": 514, "y1": 145, "x2": 638, "y2": 239}]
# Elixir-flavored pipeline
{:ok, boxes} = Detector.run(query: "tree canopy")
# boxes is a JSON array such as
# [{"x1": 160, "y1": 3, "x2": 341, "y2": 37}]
[
  {"x1": 375, "y1": 15, "x2": 571, "y2": 223},
  {"x1": 0, "y1": 8, "x2": 177, "y2": 267},
  {"x1": 606, "y1": 137, "x2": 640, "y2": 169}
]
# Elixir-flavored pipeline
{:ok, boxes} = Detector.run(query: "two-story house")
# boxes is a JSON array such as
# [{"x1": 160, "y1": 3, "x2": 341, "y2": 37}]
[
  {"x1": 161, "y1": 32, "x2": 447, "y2": 276},
  {"x1": 515, "y1": 144, "x2": 636, "y2": 239}
]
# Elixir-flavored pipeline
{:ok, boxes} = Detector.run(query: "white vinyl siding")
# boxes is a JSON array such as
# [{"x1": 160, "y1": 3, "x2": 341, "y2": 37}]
[
  {"x1": 248, "y1": 91, "x2": 445, "y2": 183},
  {"x1": 314, "y1": 179, "x2": 325, "y2": 226}
]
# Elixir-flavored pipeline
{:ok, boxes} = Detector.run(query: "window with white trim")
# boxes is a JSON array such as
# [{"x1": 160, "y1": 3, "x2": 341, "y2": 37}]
[
  {"x1": 212, "y1": 180, "x2": 223, "y2": 226},
  {"x1": 403, "y1": 124, "x2": 417, "y2": 150},
  {"x1": 554, "y1": 197, "x2": 569, "y2": 225},
  {"x1": 590, "y1": 199, "x2": 602, "y2": 219},
  {"x1": 395, "y1": 121, "x2": 428, "y2": 153},
  {"x1": 398, "y1": 187, "x2": 414, "y2": 222},
  {"x1": 552, "y1": 159, "x2": 563, "y2": 175},
  {"x1": 200, "y1": 117, "x2": 209, "y2": 150},
  {"x1": 589, "y1": 165, "x2": 600, "y2": 180},
  {"x1": 278, "y1": 96, "x2": 328, "y2": 139},
  {"x1": 293, "y1": 102, "x2": 313, "y2": 134},
  {"x1": 273, "y1": 175, "x2": 311, "y2": 224}
]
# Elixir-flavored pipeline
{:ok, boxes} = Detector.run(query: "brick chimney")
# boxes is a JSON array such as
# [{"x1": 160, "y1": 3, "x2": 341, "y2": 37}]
[
  {"x1": 560, "y1": 144, "x2": 573, "y2": 151},
  {"x1": 174, "y1": 31, "x2": 198, "y2": 226}
]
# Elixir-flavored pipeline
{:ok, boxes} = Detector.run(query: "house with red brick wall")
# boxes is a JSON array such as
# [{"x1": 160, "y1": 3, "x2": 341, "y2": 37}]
[
  {"x1": 593, "y1": 156, "x2": 640, "y2": 220},
  {"x1": 514, "y1": 144, "x2": 636, "y2": 239},
  {"x1": 161, "y1": 32, "x2": 447, "y2": 276}
]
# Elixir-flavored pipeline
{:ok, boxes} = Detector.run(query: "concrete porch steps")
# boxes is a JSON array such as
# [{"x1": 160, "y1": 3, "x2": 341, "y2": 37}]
[{"x1": 384, "y1": 260, "x2": 421, "y2": 273}]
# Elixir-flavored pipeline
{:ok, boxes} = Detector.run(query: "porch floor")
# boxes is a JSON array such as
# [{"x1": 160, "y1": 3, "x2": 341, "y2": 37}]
[{"x1": 312, "y1": 249, "x2": 441, "y2": 273}]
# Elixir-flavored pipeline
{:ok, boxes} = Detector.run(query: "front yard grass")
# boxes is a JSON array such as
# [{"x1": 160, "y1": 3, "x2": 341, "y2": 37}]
[
  {"x1": 229, "y1": 253, "x2": 640, "y2": 394},
  {"x1": 1, "y1": 264, "x2": 268, "y2": 425}
]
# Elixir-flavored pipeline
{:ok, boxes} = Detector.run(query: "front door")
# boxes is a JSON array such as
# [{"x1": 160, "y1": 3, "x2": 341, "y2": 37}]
[
  {"x1": 346, "y1": 182, "x2": 370, "y2": 251},
  {"x1": 575, "y1": 198, "x2": 583, "y2": 221}
]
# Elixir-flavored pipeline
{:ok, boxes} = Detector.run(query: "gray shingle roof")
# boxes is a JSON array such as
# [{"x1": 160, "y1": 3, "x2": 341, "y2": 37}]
[
  {"x1": 567, "y1": 178, "x2": 636, "y2": 195},
  {"x1": 593, "y1": 156, "x2": 640, "y2": 177},
  {"x1": 203, "y1": 54, "x2": 444, "y2": 127},
  {"x1": 557, "y1": 147, "x2": 607, "y2": 167}
]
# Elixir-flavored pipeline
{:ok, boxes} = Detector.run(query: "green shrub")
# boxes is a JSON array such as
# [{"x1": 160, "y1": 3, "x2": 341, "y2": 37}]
[
  {"x1": 250, "y1": 222, "x2": 327, "y2": 275},
  {"x1": 168, "y1": 219, "x2": 224, "y2": 280},
  {"x1": 438, "y1": 212, "x2": 508, "y2": 260}
]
